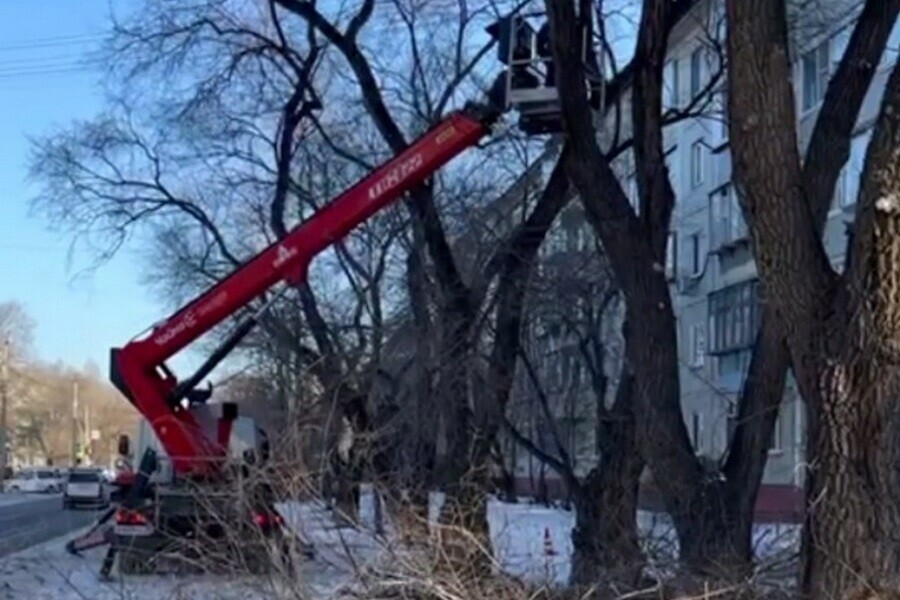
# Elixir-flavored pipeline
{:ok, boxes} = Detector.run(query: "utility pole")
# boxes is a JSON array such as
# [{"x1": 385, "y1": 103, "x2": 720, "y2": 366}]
[
  {"x1": 84, "y1": 403, "x2": 90, "y2": 465},
  {"x1": 0, "y1": 337, "x2": 9, "y2": 490},
  {"x1": 71, "y1": 380, "x2": 79, "y2": 467}
]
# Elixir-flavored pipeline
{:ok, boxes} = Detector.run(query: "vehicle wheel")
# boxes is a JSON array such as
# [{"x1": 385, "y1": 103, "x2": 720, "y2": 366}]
[{"x1": 8, "y1": 486, "x2": 19, "y2": 493}]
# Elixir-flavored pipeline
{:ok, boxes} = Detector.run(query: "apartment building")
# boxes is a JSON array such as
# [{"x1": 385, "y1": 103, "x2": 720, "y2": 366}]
[
  {"x1": 658, "y1": 0, "x2": 898, "y2": 500},
  {"x1": 505, "y1": 0, "x2": 899, "y2": 516}
]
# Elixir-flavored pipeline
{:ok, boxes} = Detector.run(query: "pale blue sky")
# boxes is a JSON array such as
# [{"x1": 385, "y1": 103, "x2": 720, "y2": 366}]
[
  {"x1": 0, "y1": 1, "x2": 160, "y2": 371},
  {"x1": 0, "y1": 1, "x2": 641, "y2": 377}
]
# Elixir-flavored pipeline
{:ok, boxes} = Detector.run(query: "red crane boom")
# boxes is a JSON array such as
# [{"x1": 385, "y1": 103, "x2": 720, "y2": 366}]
[{"x1": 110, "y1": 102, "x2": 500, "y2": 475}]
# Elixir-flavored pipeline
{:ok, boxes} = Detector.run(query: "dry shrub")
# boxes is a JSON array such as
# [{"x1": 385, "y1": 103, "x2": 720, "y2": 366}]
[{"x1": 116, "y1": 449, "x2": 801, "y2": 600}]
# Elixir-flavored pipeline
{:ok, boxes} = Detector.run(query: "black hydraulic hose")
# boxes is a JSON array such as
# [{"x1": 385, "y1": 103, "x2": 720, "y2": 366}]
[{"x1": 167, "y1": 316, "x2": 258, "y2": 408}]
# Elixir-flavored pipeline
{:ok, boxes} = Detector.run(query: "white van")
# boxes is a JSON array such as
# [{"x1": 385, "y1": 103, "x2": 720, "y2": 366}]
[{"x1": 5, "y1": 467, "x2": 63, "y2": 493}]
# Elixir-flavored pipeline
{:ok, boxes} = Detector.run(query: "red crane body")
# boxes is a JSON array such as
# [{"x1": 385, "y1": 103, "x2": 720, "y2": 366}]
[{"x1": 110, "y1": 104, "x2": 499, "y2": 476}]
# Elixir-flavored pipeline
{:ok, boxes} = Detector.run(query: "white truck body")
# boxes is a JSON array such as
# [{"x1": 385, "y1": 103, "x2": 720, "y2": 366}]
[{"x1": 133, "y1": 403, "x2": 265, "y2": 484}]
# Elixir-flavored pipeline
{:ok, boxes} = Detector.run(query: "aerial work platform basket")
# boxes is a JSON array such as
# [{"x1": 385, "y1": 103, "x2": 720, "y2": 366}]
[{"x1": 486, "y1": 10, "x2": 606, "y2": 135}]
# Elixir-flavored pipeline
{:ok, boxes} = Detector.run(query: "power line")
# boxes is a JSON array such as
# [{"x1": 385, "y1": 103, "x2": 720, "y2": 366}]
[
  {"x1": 0, "y1": 33, "x2": 104, "y2": 53},
  {"x1": 0, "y1": 64, "x2": 99, "y2": 80}
]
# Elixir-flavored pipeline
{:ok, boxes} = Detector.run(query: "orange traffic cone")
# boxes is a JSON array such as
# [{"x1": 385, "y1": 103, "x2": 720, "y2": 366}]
[{"x1": 543, "y1": 526, "x2": 557, "y2": 556}]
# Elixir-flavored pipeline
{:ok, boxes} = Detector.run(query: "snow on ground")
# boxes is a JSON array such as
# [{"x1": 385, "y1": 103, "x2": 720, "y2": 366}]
[{"x1": 0, "y1": 488, "x2": 800, "y2": 599}]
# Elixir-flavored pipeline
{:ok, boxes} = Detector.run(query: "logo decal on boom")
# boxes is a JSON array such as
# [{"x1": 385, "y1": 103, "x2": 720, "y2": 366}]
[
  {"x1": 369, "y1": 152, "x2": 425, "y2": 201},
  {"x1": 153, "y1": 310, "x2": 198, "y2": 346}
]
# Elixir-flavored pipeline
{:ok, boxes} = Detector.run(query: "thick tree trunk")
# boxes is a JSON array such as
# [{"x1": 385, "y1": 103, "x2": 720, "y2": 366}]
[
  {"x1": 570, "y1": 374, "x2": 645, "y2": 587},
  {"x1": 546, "y1": 0, "x2": 754, "y2": 577},
  {"x1": 717, "y1": 312, "x2": 792, "y2": 567},
  {"x1": 434, "y1": 302, "x2": 494, "y2": 575},
  {"x1": 436, "y1": 148, "x2": 573, "y2": 573},
  {"x1": 384, "y1": 487, "x2": 431, "y2": 543},
  {"x1": 626, "y1": 281, "x2": 788, "y2": 578},
  {"x1": 436, "y1": 471, "x2": 492, "y2": 579},
  {"x1": 800, "y1": 56, "x2": 900, "y2": 595},
  {"x1": 402, "y1": 225, "x2": 439, "y2": 528},
  {"x1": 623, "y1": 282, "x2": 707, "y2": 552},
  {"x1": 333, "y1": 472, "x2": 360, "y2": 528},
  {"x1": 802, "y1": 361, "x2": 900, "y2": 595},
  {"x1": 727, "y1": 0, "x2": 900, "y2": 595},
  {"x1": 676, "y1": 480, "x2": 751, "y2": 578}
]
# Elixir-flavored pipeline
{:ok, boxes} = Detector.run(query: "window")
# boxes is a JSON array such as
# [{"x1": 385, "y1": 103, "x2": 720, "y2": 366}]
[
  {"x1": 720, "y1": 92, "x2": 729, "y2": 142},
  {"x1": 665, "y1": 146, "x2": 679, "y2": 197},
  {"x1": 666, "y1": 231, "x2": 677, "y2": 278},
  {"x1": 830, "y1": 27, "x2": 851, "y2": 70},
  {"x1": 691, "y1": 412, "x2": 701, "y2": 450},
  {"x1": 710, "y1": 184, "x2": 747, "y2": 249},
  {"x1": 624, "y1": 174, "x2": 639, "y2": 214},
  {"x1": 664, "y1": 59, "x2": 679, "y2": 109},
  {"x1": 770, "y1": 410, "x2": 783, "y2": 452},
  {"x1": 801, "y1": 41, "x2": 830, "y2": 111},
  {"x1": 687, "y1": 232, "x2": 701, "y2": 275},
  {"x1": 577, "y1": 226, "x2": 590, "y2": 252},
  {"x1": 726, "y1": 400, "x2": 738, "y2": 445},
  {"x1": 714, "y1": 91, "x2": 729, "y2": 146},
  {"x1": 691, "y1": 140, "x2": 705, "y2": 187},
  {"x1": 840, "y1": 129, "x2": 873, "y2": 208},
  {"x1": 881, "y1": 17, "x2": 900, "y2": 70},
  {"x1": 716, "y1": 347, "x2": 752, "y2": 379},
  {"x1": 708, "y1": 279, "x2": 760, "y2": 354},
  {"x1": 690, "y1": 323, "x2": 706, "y2": 367},
  {"x1": 709, "y1": 0, "x2": 726, "y2": 42},
  {"x1": 690, "y1": 46, "x2": 705, "y2": 97},
  {"x1": 68, "y1": 470, "x2": 100, "y2": 483}
]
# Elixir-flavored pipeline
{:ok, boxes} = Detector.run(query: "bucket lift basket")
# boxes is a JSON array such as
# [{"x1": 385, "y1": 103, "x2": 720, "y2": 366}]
[{"x1": 486, "y1": 10, "x2": 606, "y2": 135}]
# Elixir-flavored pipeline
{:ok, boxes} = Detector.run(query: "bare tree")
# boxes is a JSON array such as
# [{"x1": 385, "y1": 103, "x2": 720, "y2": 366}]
[
  {"x1": 501, "y1": 225, "x2": 650, "y2": 586},
  {"x1": 6, "y1": 359, "x2": 136, "y2": 467},
  {"x1": 267, "y1": 0, "x2": 563, "y2": 558},
  {"x1": 540, "y1": 0, "x2": 802, "y2": 579},
  {"x1": 27, "y1": 0, "x2": 420, "y2": 525},
  {"x1": 0, "y1": 301, "x2": 36, "y2": 358},
  {"x1": 726, "y1": 0, "x2": 900, "y2": 595}
]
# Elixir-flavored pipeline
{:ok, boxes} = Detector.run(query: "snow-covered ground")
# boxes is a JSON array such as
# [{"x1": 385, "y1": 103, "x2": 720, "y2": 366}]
[{"x1": 0, "y1": 489, "x2": 800, "y2": 599}]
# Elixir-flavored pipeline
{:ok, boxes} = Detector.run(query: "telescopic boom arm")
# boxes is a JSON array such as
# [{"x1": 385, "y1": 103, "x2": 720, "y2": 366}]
[{"x1": 110, "y1": 102, "x2": 501, "y2": 475}]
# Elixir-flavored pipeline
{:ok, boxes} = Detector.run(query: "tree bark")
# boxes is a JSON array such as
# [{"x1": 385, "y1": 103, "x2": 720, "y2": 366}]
[
  {"x1": 570, "y1": 372, "x2": 644, "y2": 587},
  {"x1": 713, "y1": 0, "x2": 900, "y2": 573},
  {"x1": 728, "y1": 0, "x2": 900, "y2": 594},
  {"x1": 438, "y1": 145, "x2": 574, "y2": 574},
  {"x1": 718, "y1": 313, "x2": 790, "y2": 564},
  {"x1": 802, "y1": 58, "x2": 900, "y2": 596},
  {"x1": 547, "y1": 0, "x2": 741, "y2": 575},
  {"x1": 548, "y1": 0, "x2": 898, "y2": 580},
  {"x1": 274, "y1": 2, "x2": 479, "y2": 515}
]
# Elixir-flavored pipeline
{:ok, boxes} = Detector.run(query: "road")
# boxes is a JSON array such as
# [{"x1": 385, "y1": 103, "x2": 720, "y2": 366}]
[{"x1": 0, "y1": 494, "x2": 101, "y2": 557}]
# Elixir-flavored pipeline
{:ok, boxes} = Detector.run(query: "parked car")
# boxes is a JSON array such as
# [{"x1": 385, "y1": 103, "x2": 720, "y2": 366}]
[
  {"x1": 5, "y1": 468, "x2": 64, "y2": 493},
  {"x1": 63, "y1": 468, "x2": 108, "y2": 508}
]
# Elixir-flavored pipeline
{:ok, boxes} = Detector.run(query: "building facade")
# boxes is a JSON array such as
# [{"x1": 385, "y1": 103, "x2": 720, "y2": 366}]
[
  {"x1": 660, "y1": 0, "x2": 897, "y2": 494},
  {"x1": 505, "y1": 0, "x2": 899, "y2": 517}
]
